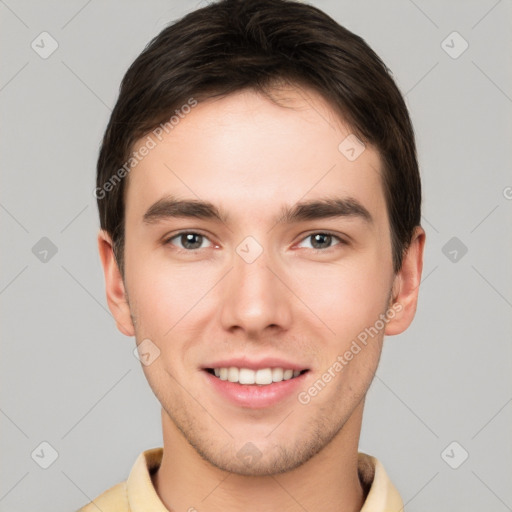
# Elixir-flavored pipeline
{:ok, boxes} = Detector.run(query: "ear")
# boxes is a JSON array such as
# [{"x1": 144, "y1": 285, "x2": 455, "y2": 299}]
[
  {"x1": 97, "y1": 229, "x2": 135, "y2": 337},
  {"x1": 385, "y1": 226, "x2": 426, "y2": 336}
]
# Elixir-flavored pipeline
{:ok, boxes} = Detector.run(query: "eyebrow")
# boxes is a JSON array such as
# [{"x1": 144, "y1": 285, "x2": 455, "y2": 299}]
[{"x1": 142, "y1": 195, "x2": 373, "y2": 226}]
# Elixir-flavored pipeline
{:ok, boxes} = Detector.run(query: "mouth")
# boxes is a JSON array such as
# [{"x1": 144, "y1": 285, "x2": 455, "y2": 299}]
[
  {"x1": 202, "y1": 365, "x2": 311, "y2": 409},
  {"x1": 204, "y1": 367, "x2": 309, "y2": 385}
]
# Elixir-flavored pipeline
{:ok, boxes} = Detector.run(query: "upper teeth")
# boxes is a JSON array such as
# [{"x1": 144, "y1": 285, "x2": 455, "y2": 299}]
[{"x1": 213, "y1": 367, "x2": 301, "y2": 385}]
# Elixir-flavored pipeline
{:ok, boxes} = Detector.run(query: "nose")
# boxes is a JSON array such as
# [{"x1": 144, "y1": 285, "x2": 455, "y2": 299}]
[{"x1": 219, "y1": 242, "x2": 292, "y2": 337}]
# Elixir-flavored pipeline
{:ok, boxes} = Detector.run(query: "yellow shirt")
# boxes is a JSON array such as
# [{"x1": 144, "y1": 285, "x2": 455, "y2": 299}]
[{"x1": 78, "y1": 447, "x2": 403, "y2": 511}]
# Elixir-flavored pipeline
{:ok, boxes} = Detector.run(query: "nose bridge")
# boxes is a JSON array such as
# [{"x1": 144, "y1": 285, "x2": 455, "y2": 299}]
[{"x1": 219, "y1": 236, "x2": 291, "y2": 334}]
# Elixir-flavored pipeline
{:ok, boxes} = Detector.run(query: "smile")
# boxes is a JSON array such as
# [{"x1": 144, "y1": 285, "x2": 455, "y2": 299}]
[
  {"x1": 203, "y1": 367, "x2": 310, "y2": 409},
  {"x1": 206, "y1": 367, "x2": 308, "y2": 385}
]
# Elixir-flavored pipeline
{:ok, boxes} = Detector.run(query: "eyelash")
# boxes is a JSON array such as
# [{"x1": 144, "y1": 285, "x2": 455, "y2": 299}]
[{"x1": 163, "y1": 231, "x2": 346, "y2": 253}]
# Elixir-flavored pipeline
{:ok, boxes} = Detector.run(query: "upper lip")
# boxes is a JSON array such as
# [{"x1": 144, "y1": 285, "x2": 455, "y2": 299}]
[{"x1": 202, "y1": 357, "x2": 309, "y2": 371}]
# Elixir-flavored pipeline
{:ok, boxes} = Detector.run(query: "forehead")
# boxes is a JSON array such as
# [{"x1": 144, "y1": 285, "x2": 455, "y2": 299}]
[{"x1": 125, "y1": 86, "x2": 387, "y2": 228}]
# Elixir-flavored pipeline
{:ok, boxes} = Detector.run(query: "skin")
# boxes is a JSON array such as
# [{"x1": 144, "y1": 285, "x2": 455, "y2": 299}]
[{"x1": 98, "y1": 85, "x2": 425, "y2": 512}]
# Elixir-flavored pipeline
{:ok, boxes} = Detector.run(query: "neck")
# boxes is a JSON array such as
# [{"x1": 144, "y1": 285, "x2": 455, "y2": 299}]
[{"x1": 152, "y1": 402, "x2": 366, "y2": 512}]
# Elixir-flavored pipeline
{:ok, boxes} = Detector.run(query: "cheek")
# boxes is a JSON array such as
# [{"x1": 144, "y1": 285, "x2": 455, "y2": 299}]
[
  {"x1": 127, "y1": 256, "x2": 204, "y2": 334},
  {"x1": 292, "y1": 256, "x2": 391, "y2": 341},
  {"x1": 126, "y1": 259, "x2": 226, "y2": 377}
]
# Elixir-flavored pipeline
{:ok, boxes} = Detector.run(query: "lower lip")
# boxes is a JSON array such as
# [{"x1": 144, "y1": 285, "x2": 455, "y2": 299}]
[{"x1": 203, "y1": 370, "x2": 309, "y2": 409}]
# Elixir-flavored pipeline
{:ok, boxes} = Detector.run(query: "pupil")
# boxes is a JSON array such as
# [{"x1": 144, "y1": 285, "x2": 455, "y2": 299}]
[
  {"x1": 183, "y1": 233, "x2": 202, "y2": 249},
  {"x1": 312, "y1": 233, "x2": 330, "y2": 249}
]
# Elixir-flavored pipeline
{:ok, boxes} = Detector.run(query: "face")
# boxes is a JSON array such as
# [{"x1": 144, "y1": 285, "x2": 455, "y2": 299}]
[{"x1": 99, "y1": 85, "x2": 423, "y2": 476}]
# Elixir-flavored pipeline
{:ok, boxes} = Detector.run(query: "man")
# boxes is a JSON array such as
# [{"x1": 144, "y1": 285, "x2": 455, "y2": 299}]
[{"x1": 83, "y1": 0, "x2": 425, "y2": 510}]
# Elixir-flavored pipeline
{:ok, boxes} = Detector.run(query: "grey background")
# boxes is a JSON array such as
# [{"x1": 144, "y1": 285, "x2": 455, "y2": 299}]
[{"x1": 1, "y1": 0, "x2": 511, "y2": 510}]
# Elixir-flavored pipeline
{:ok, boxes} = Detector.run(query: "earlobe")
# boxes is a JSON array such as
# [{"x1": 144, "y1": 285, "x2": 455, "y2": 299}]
[
  {"x1": 97, "y1": 229, "x2": 135, "y2": 337},
  {"x1": 385, "y1": 226, "x2": 426, "y2": 336}
]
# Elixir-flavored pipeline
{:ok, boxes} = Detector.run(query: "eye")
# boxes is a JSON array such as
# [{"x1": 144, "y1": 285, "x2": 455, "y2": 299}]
[
  {"x1": 297, "y1": 232, "x2": 344, "y2": 251},
  {"x1": 164, "y1": 232, "x2": 213, "y2": 251},
  {"x1": 164, "y1": 231, "x2": 345, "y2": 253}
]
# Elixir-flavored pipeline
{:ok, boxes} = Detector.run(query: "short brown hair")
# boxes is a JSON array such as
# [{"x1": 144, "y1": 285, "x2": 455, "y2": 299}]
[{"x1": 96, "y1": 0, "x2": 421, "y2": 277}]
